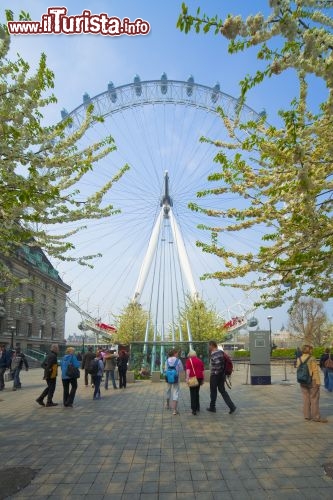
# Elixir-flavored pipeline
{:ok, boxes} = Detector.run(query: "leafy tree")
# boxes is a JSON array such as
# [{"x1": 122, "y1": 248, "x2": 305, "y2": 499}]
[
  {"x1": 177, "y1": 1, "x2": 333, "y2": 308},
  {"x1": 178, "y1": 295, "x2": 226, "y2": 342},
  {"x1": 115, "y1": 301, "x2": 153, "y2": 345},
  {"x1": 0, "y1": 12, "x2": 129, "y2": 290},
  {"x1": 288, "y1": 297, "x2": 333, "y2": 346}
]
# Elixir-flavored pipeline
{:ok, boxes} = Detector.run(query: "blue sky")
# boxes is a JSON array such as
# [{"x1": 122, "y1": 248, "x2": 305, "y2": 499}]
[{"x1": 4, "y1": 1, "x2": 330, "y2": 337}]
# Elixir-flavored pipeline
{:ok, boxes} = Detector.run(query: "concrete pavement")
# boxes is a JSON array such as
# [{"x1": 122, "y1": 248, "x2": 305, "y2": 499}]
[{"x1": 0, "y1": 362, "x2": 333, "y2": 499}]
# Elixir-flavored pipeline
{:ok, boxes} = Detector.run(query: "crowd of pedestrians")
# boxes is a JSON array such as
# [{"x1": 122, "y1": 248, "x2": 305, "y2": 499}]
[
  {"x1": 33, "y1": 345, "x2": 130, "y2": 407},
  {"x1": 0, "y1": 344, "x2": 29, "y2": 392},
  {"x1": 1, "y1": 340, "x2": 331, "y2": 424}
]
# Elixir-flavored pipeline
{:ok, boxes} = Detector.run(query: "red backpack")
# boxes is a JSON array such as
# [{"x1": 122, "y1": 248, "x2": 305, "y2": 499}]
[{"x1": 223, "y1": 351, "x2": 233, "y2": 376}]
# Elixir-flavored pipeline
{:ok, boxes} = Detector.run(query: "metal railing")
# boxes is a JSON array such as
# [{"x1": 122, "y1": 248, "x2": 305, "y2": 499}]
[{"x1": 25, "y1": 348, "x2": 47, "y2": 362}]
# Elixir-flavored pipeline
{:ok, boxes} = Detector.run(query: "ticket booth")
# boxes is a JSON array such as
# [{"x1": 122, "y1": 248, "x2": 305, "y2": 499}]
[{"x1": 249, "y1": 330, "x2": 271, "y2": 385}]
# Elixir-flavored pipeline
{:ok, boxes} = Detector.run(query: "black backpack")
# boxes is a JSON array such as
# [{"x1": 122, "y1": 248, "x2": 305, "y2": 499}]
[
  {"x1": 87, "y1": 358, "x2": 99, "y2": 376},
  {"x1": 297, "y1": 355, "x2": 312, "y2": 386}
]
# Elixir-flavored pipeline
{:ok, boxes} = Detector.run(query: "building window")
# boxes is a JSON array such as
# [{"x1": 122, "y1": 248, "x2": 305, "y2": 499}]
[
  {"x1": 28, "y1": 289, "x2": 34, "y2": 300},
  {"x1": 27, "y1": 304, "x2": 34, "y2": 317},
  {"x1": 39, "y1": 324, "x2": 45, "y2": 338},
  {"x1": 52, "y1": 310, "x2": 56, "y2": 321},
  {"x1": 40, "y1": 308, "x2": 46, "y2": 319},
  {"x1": 27, "y1": 323, "x2": 32, "y2": 338},
  {"x1": 51, "y1": 327, "x2": 56, "y2": 340},
  {"x1": 41, "y1": 294, "x2": 46, "y2": 305},
  {"x1": 16, "y1": 319, "x2": 21, "y2": 336}
]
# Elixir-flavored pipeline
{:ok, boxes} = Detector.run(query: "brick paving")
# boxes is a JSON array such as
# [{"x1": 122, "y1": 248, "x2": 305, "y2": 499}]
[{"x1": 0, "y1": 363, "x2": 333, "y2": 499}]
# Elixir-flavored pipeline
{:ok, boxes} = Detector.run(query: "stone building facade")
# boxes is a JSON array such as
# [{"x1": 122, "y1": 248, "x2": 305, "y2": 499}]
[{"x1": 0, "y1": 245, "x2": 70, "y2": 352}]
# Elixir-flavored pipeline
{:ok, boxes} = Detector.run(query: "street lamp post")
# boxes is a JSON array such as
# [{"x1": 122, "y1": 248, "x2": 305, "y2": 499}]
[
  {"x1": 10, "y1": 325, "x2": 16, "y2": 349},
  {"x1": 267, "y1": 316, "x2": 273, "y2": 356}
]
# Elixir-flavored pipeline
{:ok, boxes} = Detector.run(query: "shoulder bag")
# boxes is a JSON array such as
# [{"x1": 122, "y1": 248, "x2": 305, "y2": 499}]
[
  {"x1": 324, "y1": 356, "x2": 333, "y2": 370},
  {"x1": 188, "y1": 358, "x2": 199, "y2": 387}
]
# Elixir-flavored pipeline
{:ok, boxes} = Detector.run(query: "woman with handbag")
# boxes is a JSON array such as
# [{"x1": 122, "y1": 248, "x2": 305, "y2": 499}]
[
  {"x1": 185, "y1": 350, "x2": 205, "y2": 415},
  {"x1": 61, "y1": 346, "x2": 81, "y2": 407}
]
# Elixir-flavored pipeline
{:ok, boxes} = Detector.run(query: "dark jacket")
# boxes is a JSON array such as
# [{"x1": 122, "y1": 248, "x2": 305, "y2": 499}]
[
  {"x1": 81, "y1": 350, "x2": 95, "y2": 370},
  {"x1": 0, "y1": 349, "x2": 12, "y2": 369},
  {"x1": 117, "y1": 353, "x2": 129, "y2": 371},
  {"x1": 320, "y1": 353, "x2": 329, "y2": 369},
  {"x1": 42, "y1": 350, "x2": 58, "y2": 380}
]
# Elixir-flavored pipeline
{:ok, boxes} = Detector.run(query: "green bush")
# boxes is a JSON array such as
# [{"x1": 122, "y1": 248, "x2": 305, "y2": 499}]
[
  {"x1": 233, "y1": 347, "x2": 327, "y2": 360},
  {"x1": 272, "y1": 348, "x2": 295, "y2": 358},
  {"x1": 233, "y1": 350, "x2": 250, "y2": 358}
]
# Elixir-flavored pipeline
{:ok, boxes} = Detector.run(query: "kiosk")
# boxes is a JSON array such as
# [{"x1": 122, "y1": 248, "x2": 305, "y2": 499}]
[{"x1": 249, "y1": 330, "x2": 271, "y2": 385}]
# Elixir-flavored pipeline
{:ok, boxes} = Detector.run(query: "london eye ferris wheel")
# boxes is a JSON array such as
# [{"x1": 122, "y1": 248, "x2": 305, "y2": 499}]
[{"x1": 55, "y1": 74, "x2": 262, "y2": 341}]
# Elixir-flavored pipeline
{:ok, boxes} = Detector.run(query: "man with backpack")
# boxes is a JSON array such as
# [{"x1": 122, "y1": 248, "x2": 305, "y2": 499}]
[
  {"x1": 91, "y1": 350, "x2": 104, "y2": 400},
  {"x1": 296, "y1": 344, "x2": 327, "y2": 422},
  {"x1": 164, "y1": 349, "x2": 184, "y2": 415},
  {"x1": 206, "y1": 340, "x2": 236, "y2": 415}
]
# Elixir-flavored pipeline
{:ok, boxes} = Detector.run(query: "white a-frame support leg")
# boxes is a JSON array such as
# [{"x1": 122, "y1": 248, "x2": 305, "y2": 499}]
[
  {"x1": 132, "y1": 206, "x2": 198, "y2": 306},
  {"x1": 132, "y1": 209, "x2": 163, "y2": 303}
]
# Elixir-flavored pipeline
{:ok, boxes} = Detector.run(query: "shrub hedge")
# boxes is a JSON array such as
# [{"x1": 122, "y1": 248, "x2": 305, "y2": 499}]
[{"x1": 233, "y1": 347, "x2": 328, "y2": 359}]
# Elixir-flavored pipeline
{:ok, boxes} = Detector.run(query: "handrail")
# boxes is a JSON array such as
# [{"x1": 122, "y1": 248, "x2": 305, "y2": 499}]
[{"x1": 25, "y1": 348, "x2": 47, "y2": 362}]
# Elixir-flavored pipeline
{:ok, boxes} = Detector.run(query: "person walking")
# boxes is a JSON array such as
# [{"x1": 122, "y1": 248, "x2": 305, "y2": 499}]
[
  {"x1": 117, "y1": 350, "x2": 129, "y2": 389},
  {"x1": 319, "y1": 348, "x2": 330, "y2": 390},
  {"x1": 0, "y1": 344, "x2": 13, "y2": 390},
  {"x1": 296, "y1": 344, "x2": 327, "y2": 422},
  {"x1": 61, "y1": 347, "x2": 81, "y2": 407},
  {"x1": 36, "y1": 344, "x2": 59, "y2": 407},
  {"x1": 104, "y1": 349, "x2": 118, "y2": 390},
  {"x1": 206, "y1": 340, "x2": 236, "y2": 414},
  {"x1": 92, "y1": 350, "x2": 104, "y2": 400},
  {"x1": 81, "y1": 347, "x2": 95, "y2": 387},
  {"x1": 11, "y1": 348, "x2": 29, "y2": 391},
  {"x1": 323, "y1": 349, "x2": 333, "y2": 392},
  {"x1": 185, "y1": 350, "x2": 204, "y2": 415},
  {"x1": 165, "y1": 349, "x2": 184, "y2": 415}
]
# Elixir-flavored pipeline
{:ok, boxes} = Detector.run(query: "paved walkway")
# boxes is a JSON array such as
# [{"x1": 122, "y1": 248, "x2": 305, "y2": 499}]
[{"x1": 0, "y1": 363, "x2": 333, "y2": 499}]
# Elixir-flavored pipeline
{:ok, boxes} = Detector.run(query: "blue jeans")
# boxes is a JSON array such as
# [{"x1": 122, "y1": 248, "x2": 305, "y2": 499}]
[
  {"x1": 327, "y1": 370, "x2": 333, "y2": 392},
  {"x1": 105, "y1": 370, "x2": 117, "y2": 389},
  {"x1": 13, "y1": 368, "x2": 22, "y2": 388},
  {"x1": 92, "y1": 375, "x2": 102, "y2": 398}
]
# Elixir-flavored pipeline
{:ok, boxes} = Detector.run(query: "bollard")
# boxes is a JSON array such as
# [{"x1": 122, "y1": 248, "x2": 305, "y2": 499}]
[
  {"x1": 282, "y1": 360, "x2": 289, "y2": 381},
  {"x1": 244, "y1": 362, "x2": 250, "y2": 385}
]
